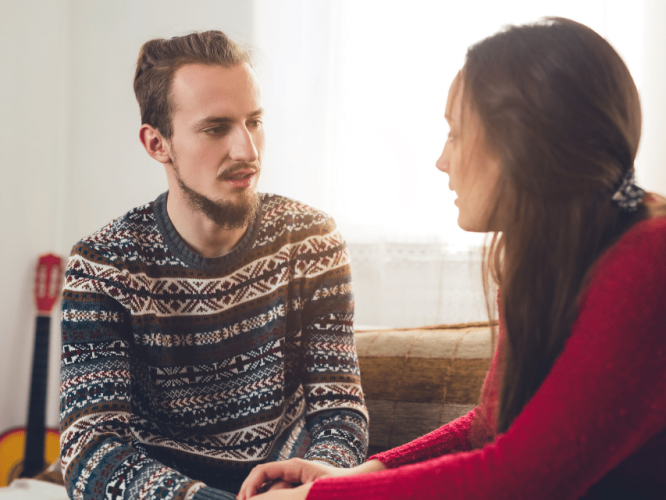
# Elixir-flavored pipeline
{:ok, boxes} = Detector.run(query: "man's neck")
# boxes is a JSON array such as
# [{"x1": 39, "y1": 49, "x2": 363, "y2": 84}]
[{"x1": 166, "y1": 191, "x2": 249, "y2": 259}]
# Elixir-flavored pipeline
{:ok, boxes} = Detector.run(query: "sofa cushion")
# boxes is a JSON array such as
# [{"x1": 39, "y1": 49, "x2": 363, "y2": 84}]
[{"x1": 355, "y1": 323, "x2": 493, "y2": 455}]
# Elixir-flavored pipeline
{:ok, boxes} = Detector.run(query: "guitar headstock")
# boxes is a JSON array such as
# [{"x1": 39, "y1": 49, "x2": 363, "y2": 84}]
[{"x1": 34, "y1": 254, "x2": 63, "y2": 315}]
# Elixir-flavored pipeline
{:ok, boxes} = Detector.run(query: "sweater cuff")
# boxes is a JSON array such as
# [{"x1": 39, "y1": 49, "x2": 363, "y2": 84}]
[
  {"x1": 304, "y1": 410, "x2": 369, "y2": 468},
  {"x1": 368, "y1": 409, "x2": 476, "y2": 469},
  {"x1": 191, "y1": 485, "x2": 237, "y2": 500},
  {"x1": 307, "y1": 473, "x2": 394, "y2": 500}
]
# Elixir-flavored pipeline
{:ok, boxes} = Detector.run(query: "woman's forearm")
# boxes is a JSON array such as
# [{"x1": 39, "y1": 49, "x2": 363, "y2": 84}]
[{"x1": 341, "y1": 459, "x2": 387, "y2": 476}]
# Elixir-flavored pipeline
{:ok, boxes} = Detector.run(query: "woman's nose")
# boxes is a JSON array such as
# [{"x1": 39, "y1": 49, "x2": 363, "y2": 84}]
[{"x1": 436, "y1": 147, "x2": 449, "y2": 173}]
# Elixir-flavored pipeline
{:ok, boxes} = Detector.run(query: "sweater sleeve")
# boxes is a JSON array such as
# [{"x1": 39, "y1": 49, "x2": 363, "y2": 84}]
[
  {"x1": 367, "y1": 409, "x2": 476, "y2": 468},
  {"x1": 304, "y1": 409, "x2": 369, "y2": 467},
  {"x1": 59, "y1": 247, "x2": 233, "y2": 500},
  {"x1": 307, "y1": 219, "x2": 666, "y2": 500},
  {"x1": 299, "y1": 218, "x2": 369, "y2": 467}
]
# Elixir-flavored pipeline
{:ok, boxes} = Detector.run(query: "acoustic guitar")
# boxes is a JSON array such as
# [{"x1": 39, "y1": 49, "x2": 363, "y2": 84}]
[{"x1": 0, "y1": 254, "x2": 63, "y2": 486}]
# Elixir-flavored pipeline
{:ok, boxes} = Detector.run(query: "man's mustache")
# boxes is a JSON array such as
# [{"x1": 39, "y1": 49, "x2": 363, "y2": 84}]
[{"x1": 218, "y1": 162, "x2": 261, "y2": 180}]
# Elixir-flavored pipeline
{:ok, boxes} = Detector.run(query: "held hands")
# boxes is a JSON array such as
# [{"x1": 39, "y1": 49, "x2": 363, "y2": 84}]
[
  {"x1": 237, "y1": 458, "x2": 340, "y2": 500},
  {"x1": 237, "y1": 458, "x2": 388, "y2": 500},
  {"x1": 239, "y1": 482, "x2": 313, "y2": 500},
  {"x1": 264, "y1": 480, "x2": 297, "y2": 492}
]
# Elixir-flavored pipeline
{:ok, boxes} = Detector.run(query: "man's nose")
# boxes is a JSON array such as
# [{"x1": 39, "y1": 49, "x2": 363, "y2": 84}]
[{"x1": 229, "y1": 126, "x2": 259, "y2": 162}]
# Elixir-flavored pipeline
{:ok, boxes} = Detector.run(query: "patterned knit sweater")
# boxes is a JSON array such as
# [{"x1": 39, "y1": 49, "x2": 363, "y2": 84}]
[{"x1": 59, "y1": 192, "x2": 369, "y2": 500}]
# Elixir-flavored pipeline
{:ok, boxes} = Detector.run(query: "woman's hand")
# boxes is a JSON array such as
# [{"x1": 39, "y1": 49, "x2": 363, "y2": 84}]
[{"x1": 237, "y1": 459, "x2": 387, "y2": 500}]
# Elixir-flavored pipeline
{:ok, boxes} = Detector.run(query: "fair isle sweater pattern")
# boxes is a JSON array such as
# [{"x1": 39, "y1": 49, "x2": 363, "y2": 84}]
[{"x1": 59, "y1": 192, "x2": 369, "y2": 500}]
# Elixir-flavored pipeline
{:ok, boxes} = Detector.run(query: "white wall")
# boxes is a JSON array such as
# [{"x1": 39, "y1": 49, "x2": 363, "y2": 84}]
[
  {"x1": 0, "y1": 0, "x2": 71, "y2": 436},
  {"x1": 0, "y1": 0, "x2": 255, "y2": 435},
  {"x1": 636, "y1": 0, "x2": 666, "y2": 190}
]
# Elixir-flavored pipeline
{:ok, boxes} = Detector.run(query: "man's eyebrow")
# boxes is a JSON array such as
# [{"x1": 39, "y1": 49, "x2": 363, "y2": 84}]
[
  {"x1": 194, "y1": 109, "x2": 264, "y2": 129},
  {"x1": 194, "y1": 116, "x2": 232, "y2": 129},
  {"x1": 248, "y1": 108, "x2": 264, "y2": 118}
]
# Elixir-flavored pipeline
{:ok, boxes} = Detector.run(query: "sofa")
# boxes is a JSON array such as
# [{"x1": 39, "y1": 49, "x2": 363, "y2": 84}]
[{"x1": 355, "y1": 322, "x2": 494, "y2": 456}]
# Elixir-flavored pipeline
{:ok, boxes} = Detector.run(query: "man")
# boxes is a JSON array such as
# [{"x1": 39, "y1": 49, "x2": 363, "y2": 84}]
[{"x1": 59, "y1": 31, "x2": 368, "y2": 500}]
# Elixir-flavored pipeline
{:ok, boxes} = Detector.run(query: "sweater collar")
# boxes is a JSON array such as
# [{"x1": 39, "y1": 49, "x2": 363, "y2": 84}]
[{"x1": 153, "y1": 191, "x2": 263, "y2": 272}]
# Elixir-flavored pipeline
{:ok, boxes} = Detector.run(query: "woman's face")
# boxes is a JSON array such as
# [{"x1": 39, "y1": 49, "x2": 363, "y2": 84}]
[{"x1": 436, "y1": 72, "x2": 504, "y2": 232}]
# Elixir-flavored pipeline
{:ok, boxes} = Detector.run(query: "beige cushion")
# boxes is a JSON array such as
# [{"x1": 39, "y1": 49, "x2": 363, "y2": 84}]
[{"x1": 356, "y1": 324, "x2": 493, "y2": 455}]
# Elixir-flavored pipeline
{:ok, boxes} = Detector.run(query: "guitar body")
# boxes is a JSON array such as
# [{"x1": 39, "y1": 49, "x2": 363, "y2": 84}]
[{"x1": 0, "y1": 427, "x2": 60, "y2": 486}]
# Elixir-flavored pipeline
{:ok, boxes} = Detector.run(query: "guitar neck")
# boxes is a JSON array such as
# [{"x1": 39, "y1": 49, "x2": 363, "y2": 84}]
[
  {"x1": 20, "y1": 253, "x2": 63, "y2": 478},
  {"x1": 22, "y1": 315, "x2": 51, "y2": 477}
]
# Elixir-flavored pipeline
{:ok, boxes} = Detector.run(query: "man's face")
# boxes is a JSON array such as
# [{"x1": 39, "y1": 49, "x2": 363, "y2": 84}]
[{"x1": 166, "y1": 62, "x2": 265, "y2": 229}]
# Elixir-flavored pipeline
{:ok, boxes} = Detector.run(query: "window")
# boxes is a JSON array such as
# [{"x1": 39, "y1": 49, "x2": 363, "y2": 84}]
[{"x1": 253, "y1": 0, "x2": 647, "y2": 327}]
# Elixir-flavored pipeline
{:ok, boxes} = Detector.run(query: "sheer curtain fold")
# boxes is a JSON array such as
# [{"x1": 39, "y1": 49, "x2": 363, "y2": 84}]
[{"x1": 251, "y1": 0, "x2": 650, "y2": 327}]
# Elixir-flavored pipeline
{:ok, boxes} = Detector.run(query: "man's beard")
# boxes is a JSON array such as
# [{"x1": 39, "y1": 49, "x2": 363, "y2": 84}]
[{"x1": 172, "y1": 157, "x2": 260, "y2": 230}]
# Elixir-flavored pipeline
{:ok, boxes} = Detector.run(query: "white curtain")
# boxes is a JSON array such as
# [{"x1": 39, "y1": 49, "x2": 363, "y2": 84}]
[{"x1": 252, "y1": 0, "x2": 650, "y2": 327}]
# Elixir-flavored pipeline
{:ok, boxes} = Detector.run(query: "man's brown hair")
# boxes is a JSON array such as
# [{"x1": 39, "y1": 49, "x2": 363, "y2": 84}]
[{"x1": 133, "y1": 30, "x2": 252, "y2": 139}]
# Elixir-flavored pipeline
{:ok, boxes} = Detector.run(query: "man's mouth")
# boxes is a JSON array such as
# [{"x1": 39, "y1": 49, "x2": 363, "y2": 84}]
[
  {"x1": 227, "y1": 172, "x2": 254, "y2": 180},
  {"x1": 223, "y1": 169, "x2": 257, "y2": 188}
]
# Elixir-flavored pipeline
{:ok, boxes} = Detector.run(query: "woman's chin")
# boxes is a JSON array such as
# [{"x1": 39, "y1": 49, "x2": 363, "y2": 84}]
[{"x1": 458, "y1": 215, "x2": 491, "y2": 233}]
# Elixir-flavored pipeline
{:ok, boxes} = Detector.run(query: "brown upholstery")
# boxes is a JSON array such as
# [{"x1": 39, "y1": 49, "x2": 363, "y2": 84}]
[{"x1": 355, "y1": 324, "x2": 493, "y2": 456}]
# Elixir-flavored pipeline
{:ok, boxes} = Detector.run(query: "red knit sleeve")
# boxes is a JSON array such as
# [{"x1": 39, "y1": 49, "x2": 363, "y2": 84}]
[
  {"x1": 367, "y1": 409, "x2": 476, "y2": 468},
  {"x1": 308, "y1": 218, "x2": 666, "y2": 500}
]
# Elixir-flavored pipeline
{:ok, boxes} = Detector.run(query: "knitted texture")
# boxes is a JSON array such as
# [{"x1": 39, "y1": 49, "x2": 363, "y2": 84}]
[
  {"x1": 368, "y1": 410, "x2": 475, "y2": 468},
  {"x1": 310, "y1": 217, "x2": 666, "y2": 500},
  {"x1": 191, "y1": 486, "x2": 237, "y2": 500},
  {"x1": 59, "y1": 192, "x2": 369, "y2": 499}
]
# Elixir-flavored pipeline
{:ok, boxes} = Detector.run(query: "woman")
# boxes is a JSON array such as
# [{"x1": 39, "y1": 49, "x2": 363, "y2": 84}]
[{"x1": 238, "y1": 18, "x2": 666, "y2": 499}]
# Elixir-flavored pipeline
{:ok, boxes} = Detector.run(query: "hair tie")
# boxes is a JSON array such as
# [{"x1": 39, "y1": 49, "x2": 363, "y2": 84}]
[{"x1": 611, "y1": 169, "x2": 645, "y2": 212}]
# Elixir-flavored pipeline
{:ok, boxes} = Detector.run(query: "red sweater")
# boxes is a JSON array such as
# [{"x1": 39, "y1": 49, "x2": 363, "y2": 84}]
[{"x1": 308, "y1": 217, "x2": 666, "y2": 500}]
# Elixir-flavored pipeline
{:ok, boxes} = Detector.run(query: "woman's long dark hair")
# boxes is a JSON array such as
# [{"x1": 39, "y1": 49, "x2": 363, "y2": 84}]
[{"x1": 463, "y1": 18, "x2": 651, "y2": 434}]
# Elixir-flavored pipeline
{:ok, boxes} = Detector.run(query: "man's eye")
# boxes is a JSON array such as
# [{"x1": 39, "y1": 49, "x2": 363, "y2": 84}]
[
  {"x1": 248, "y1": 120, "x2": 262, "y2": 129},
  {"x1": 205, "y1": 126, "x2": 228, "y2": 135}
]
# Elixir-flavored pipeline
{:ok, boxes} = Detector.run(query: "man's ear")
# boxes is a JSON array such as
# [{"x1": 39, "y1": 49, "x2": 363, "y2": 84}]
[{"x1": 139, "y1": 124, "x2": 172, "y2": 164}]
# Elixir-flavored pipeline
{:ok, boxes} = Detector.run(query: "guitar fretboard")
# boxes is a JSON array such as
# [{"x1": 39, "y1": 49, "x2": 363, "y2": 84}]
[{"x1": 22, "y1": 315, "x2": 51, "y2": 477}]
